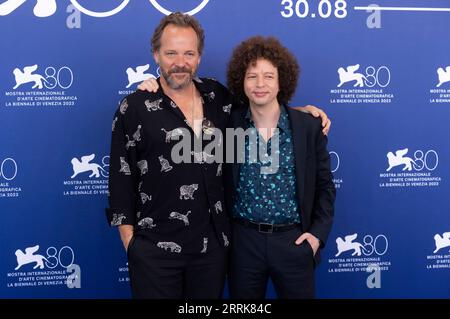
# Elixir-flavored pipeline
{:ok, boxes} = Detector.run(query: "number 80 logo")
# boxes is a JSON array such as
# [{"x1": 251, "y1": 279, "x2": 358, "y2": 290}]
[
  {"x1": 0, "y1": 158, "x2": 18, "y2": 181},
  {"x1": 70, "y1": 0, "x2": 210, "y2": 17}
]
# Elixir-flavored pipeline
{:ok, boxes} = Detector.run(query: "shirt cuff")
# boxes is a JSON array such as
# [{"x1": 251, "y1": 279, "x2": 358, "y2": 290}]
[{"x1": 105, "y1": 208, "x2": 135, "y2": 227}]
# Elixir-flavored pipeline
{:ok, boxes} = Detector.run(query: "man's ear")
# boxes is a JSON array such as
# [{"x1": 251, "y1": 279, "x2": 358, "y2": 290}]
[{"x1": 153, "y1": 50, "x2": 159, "y2": 65}]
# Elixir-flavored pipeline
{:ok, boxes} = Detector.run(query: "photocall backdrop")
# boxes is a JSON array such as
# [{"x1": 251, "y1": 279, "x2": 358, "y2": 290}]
[{"x1": 1, "y1": 0, "x2": 449, "y2": 298}]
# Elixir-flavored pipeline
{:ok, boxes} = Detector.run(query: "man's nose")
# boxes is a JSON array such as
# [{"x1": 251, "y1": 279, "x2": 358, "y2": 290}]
[
  {"x1": 256, "y1": 76, "x2": 264, "y2": 87},
  {"x1": 174, "y1": 55, "x2": 186, "y2": 67}
]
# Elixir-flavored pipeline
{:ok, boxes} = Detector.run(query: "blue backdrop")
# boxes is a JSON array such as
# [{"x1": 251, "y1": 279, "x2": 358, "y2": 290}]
[{"x1": 1, "y1": 0, "x2": 449, "y2": 298}]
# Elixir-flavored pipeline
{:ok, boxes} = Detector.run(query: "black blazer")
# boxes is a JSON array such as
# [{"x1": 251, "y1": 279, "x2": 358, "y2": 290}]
[{"x1": 223, "y1": 105, "x2": 336, "y2": 264}]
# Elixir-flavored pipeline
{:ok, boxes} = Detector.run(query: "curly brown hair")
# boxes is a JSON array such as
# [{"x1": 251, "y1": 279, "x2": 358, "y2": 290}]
[
  {"x1": 151, "y1": 12, "x2": 205, "y2": 55},
  {"x1": 227, "y1": 36, "x2": 300, "y2": 106}
]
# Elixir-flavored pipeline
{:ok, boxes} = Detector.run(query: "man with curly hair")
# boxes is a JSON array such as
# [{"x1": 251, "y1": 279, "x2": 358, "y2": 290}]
[{"x1": 223, "y1": 36, "x2": 336, "y2": 298}]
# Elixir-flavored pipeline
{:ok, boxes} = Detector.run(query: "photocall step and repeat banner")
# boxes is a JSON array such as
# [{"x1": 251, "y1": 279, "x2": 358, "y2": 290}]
[{"x1": 1, "y1": 0, "x2": 449, "y2": 298}]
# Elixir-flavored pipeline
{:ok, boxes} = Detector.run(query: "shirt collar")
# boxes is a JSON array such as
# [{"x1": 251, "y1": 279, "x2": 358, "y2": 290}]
[
  {"x1": 192, "y1": 76, "x2": 214, "y2": 99},
  {"x1": 277, "y1": 105, "x2": 289, "y2": 133},
  {"x1": 245, "y1": 104, "x2": 289, "y2": 132}
]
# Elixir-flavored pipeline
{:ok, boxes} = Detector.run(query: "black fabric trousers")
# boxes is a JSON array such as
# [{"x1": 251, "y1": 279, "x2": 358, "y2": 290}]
[
  {"x1": 228, "y1": 221, "x2": 315, "y2": 299},
  {"x1": 127, "y1": 233, "x2": 227, "y2": 299}
]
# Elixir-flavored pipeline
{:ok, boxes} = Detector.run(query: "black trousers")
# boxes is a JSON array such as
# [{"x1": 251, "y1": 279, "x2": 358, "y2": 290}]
[
  {"x1": 228, "y1": 221, "x2": 315, "y2": 299},
  {"x1": 127, "y1": 233, "x2": 227, "y2": 299}
]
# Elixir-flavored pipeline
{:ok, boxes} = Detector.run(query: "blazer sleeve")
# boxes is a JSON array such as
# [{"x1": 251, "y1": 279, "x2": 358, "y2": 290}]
[{"x1": 308, "y1": 130, "x2": 336, "y2": 248}]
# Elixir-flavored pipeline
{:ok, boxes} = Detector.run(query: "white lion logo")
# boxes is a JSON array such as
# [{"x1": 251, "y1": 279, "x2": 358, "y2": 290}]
[
  {"x1": 15, "y1": 245, "x2": 50, "y2": 270},
  {"x1": 0, "y1": 0, "x2": 57, "y2": 17},
  {"x1": 337, "y1": 64, "x2": 366, "y2": 87},
  {"x1": 70, "y1": 154, "x2": 107, "y2": 178},
  {"x1": 386, "y1": 148, "x2": 415, "y2": 172},
  {"x1": 126, "y1": 64, "x2": 156, "y2": 88},
  {"x1": 335, "y1": 233, "x2": 367, "y2": 257},
  {"x1": 436, "y1": 66, "x2": 450, "y2": 87},
  {"x1": 433, "y1": 232, "x2": 450, "y2": 253},
  {"x1": 13, "y1": 64, "x2": 48, "y2": 89}
]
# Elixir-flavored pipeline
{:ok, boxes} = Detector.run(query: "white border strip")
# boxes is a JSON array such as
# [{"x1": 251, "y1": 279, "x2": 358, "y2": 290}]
[{"x1": 354, "y1": 6, "x2": 450, "y2": 12}]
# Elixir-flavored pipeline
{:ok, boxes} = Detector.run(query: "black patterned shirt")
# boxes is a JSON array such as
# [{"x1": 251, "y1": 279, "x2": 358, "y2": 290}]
[{"x1": 106, "y1": 77, "x2": 233, "y2": 254}]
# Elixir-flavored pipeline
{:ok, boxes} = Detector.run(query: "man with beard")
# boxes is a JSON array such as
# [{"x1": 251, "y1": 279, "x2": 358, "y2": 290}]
[
  {"x1": 106, "y1": 13, "x2": 231, "y2": 299},
  {"x1": 106, "y1": 12, "x2": 330, "y2": 299}
]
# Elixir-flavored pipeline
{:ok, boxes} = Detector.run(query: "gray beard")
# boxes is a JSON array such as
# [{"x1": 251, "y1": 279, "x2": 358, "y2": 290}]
[{"x1": 161, "y1": 70, "x2": 194, "y2": 90}]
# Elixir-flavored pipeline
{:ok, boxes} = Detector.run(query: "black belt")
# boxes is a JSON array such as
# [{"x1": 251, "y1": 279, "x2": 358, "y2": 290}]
[{"x1": 233, "y1": 218, "x2": 300, "y2": 233}]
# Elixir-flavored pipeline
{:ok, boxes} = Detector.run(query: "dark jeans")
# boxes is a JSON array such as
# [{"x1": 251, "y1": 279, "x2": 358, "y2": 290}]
[
  {"x1": 229, "y1": 221, "x2": 315, "y2": 299},
  {"x1": 128, "y1": 233, "x2": 227, "y2": 299}
]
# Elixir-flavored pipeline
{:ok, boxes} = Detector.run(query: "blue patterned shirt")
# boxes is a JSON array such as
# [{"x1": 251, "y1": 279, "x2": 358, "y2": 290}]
[{"x1": 233, "y1": 105, "x2": 300, "y2": 224}]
